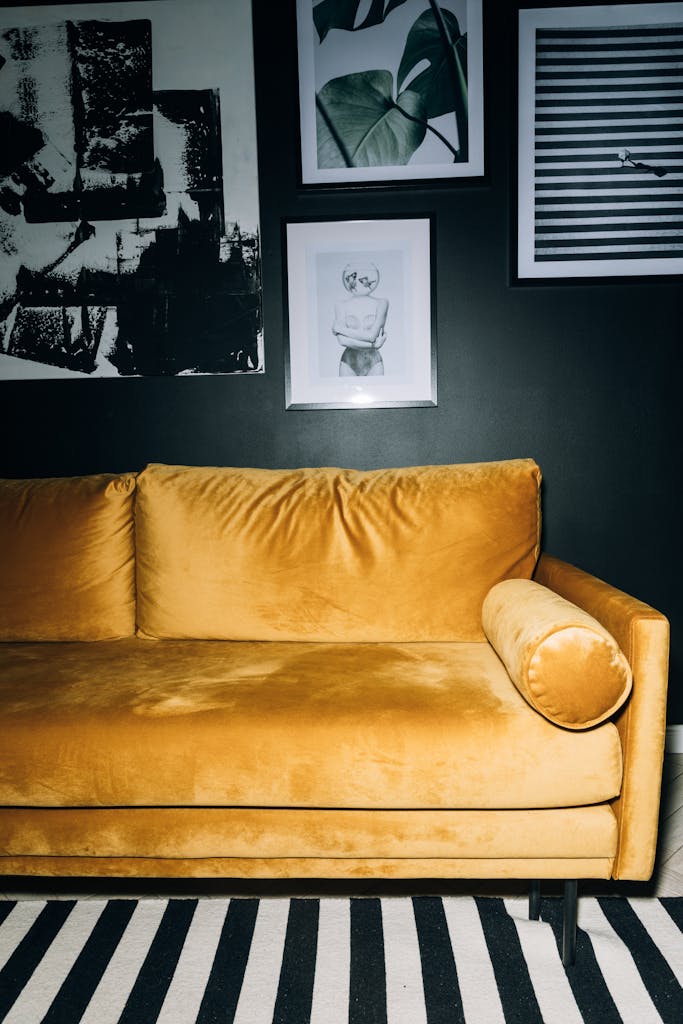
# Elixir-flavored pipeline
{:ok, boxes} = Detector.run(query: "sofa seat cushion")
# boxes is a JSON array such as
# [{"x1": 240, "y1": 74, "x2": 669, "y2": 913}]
[{"x1": 0, "y1": 638, "x2": 622, "y2": 810}]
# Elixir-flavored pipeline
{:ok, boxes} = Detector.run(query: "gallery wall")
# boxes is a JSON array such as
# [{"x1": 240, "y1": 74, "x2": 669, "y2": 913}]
[{"x1": 0, "y1": 0, "x2": 680, "y2": 723}]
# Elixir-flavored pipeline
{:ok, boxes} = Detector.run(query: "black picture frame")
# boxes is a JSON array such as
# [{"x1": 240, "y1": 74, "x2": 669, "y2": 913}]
[
  {"x1": 515, "y1": 1, "x2": 683, "y2": 283},
  {"x1": 295, "y1": 0, "x2": 485, "y2": 188}
]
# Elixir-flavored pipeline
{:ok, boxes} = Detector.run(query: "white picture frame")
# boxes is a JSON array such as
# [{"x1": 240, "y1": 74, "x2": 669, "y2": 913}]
[
  {"x1": 284, "y1": 216, "x2": 436, "y2": 409},
  {"x1": 517, "y1": 2, "x2": 683, "y2": 280},
  {"x1": 296, "y1": 0, "x2": 484, "y2": 185}
]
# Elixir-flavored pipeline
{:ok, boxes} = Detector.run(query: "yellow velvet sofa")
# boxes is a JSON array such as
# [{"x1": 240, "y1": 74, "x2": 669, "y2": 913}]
[{"x1": 0, "y1": 458, "x2": 670, "y2": 954}]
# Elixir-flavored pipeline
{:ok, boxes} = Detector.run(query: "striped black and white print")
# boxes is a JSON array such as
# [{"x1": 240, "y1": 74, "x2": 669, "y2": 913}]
[
  {"x1": 0, "y1": 896, "x2": 681, "y2": 1023},
  {"x1": 517, "y1": 2, "x2": 683, "y2": 278}
]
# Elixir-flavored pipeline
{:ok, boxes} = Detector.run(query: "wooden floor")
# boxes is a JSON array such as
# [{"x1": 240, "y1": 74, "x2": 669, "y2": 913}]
[{"x1": 653, "y1": 752, "x2": 683, "y2": 897}]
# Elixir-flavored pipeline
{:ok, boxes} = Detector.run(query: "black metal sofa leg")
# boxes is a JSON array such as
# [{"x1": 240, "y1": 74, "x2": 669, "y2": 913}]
[
  {"x1": 529, "y1": 879, "x2": 541, "y2": 920},
  {"x1": 528, "y1": 880, "x2": 577, "y2": 966},
  {"x1": 562, "y1": 880, "x2": 578, "y2": 967}
]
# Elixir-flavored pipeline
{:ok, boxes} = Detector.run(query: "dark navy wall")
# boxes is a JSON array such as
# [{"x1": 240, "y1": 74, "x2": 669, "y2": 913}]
[{"x1": 0, "y1": 0, "x2": 680, "y2": 724}]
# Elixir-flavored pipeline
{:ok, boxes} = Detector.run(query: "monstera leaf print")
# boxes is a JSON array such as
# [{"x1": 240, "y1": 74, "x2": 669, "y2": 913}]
[
  {"x1": 314, "y1": 0, "x2": 410, "y2": 42},
  {"x1": 316, "y1": 70, "x2": 427, "y2": 167},
  {"x1": 397, "y1": 8, "x2": 467, "y2": 120},
  {"x1": 313, "y1": 2, "x2": 469, "y2": 169}
]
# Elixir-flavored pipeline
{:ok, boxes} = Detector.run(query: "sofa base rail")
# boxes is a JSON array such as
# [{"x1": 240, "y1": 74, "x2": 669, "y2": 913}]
[
  {"x1": 0, "y1": 856, "x2": 614, "y2": 880},
  {"x1": 0, "y1": 805, "x2": 618, "y2": 860}
]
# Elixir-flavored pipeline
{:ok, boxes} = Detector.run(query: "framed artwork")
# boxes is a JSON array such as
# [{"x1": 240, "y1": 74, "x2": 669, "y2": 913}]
[
  {"x1": 517, "y1": 2, "x2": 683, "y2": 281},
  {"x1": 284, "y1": 216, "x2": 436, "y2": 409},
  {"x1": 295, "y1": 0, "x2": 484, "y2": 186},
  {"x1": 0, "y1": 0, "x2": 263, "y2": 379}
]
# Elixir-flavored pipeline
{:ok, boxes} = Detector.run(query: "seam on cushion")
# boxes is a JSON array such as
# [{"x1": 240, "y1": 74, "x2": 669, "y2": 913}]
[{"x1": 527, "y1": 645, "x2": 575, "y2": 724}]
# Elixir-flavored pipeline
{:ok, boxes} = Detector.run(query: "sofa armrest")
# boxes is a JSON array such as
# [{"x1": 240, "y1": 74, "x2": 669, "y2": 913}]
[{"x1": 534, "y1": 553, "x2": 670, "y2": 881}]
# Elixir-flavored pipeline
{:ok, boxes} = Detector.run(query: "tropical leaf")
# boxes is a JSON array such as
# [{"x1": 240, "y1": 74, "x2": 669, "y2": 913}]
[
  {"x1": 313, "y1": 0, "x2": 409, "y2": 43},
  {"x1": 316, "y1": 70, "x2": 427, "y2": 167},
  {"x1": 397, "y1": 8, "x2": 466, "y2": 120}
]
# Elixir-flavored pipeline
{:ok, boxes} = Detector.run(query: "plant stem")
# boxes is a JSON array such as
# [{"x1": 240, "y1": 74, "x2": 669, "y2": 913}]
[
  {"x1": 394, "y1": 102, "x2": 459, "y2": 159},
  {"x1": 428, "y1": 0, "x2": 468, "y2": 162}
]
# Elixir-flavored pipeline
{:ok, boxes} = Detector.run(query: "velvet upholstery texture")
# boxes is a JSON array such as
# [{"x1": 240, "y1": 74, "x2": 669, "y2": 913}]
[
  {"x1": 0, "y1": 473, "x2": 137, "y2": 640},
  {"x1": 534, "y1": 555, "x2": 670, "y2": 881},
  {"x1": 482, "y1": 579, "x2": 632, "y2": 729},
  {"x1": 0, "y1": 856, "x2": 616, "y2": 881},
  {"x1": 0, "y1": 463, "x2": 670, "y2": 885},
  {"x1": 0, "y1": 638, "x2": 621, "y2": 810},
  {"x1": 135, "y1": 460, "x2": 542, "y2": 642},
  {"x1": 1, "y1": 805, "x2": 617, "y2": 861}
]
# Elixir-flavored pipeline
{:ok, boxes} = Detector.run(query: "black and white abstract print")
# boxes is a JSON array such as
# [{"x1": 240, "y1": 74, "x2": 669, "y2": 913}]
[{"x1": 0, "y1": 0, "x2": 263, "y2": 378}]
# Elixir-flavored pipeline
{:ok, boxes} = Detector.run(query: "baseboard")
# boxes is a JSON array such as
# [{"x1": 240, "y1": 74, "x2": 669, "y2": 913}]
[{"x1": 666, "y1": 725, "x2": 683, "y2": 753}]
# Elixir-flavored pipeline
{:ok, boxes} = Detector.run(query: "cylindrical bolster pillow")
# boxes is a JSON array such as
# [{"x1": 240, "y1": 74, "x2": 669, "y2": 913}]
[{"x1": 482, "y1": 579, "x2": 632, "y2": 729}]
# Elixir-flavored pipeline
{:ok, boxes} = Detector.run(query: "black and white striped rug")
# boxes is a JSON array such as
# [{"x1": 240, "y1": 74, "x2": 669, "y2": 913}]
[{"x1": 0, "y1": 895, "x2": 681, "y2": 1023}]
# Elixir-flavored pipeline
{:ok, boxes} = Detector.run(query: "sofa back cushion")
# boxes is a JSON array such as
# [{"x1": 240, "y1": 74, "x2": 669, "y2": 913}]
[
  {"x1": 136, "y1": 459, "x2": 541, "y2": 642},
  {"x1": 0, "y1": 473, "x2": 137, "y2": 640}
]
